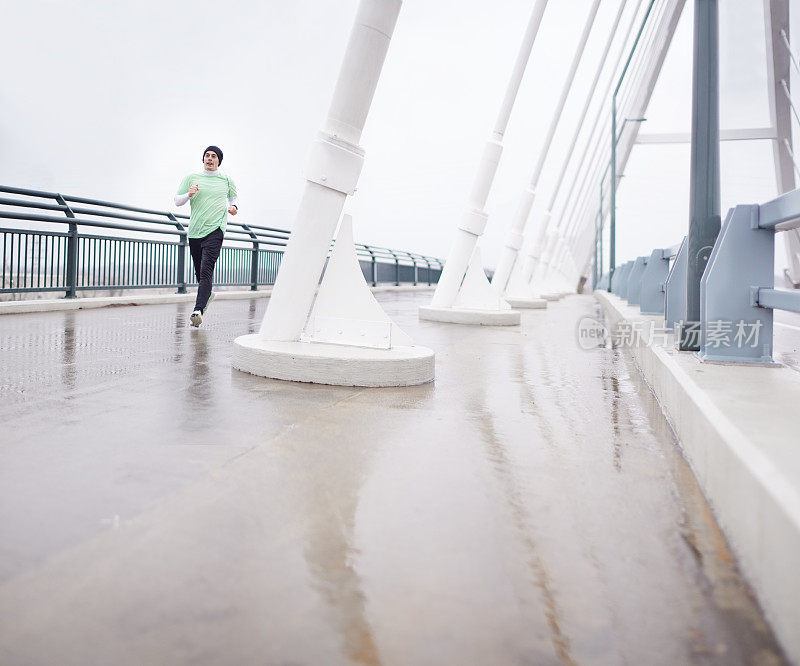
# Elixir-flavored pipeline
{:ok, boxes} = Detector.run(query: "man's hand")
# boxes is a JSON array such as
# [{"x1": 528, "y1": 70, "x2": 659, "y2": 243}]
[
  {"x1": 188, "y1": 184, "x2": 199, "y2": 198},
  {"x1": 228, "y1": 206, "x2": 238, "y2": 216}
]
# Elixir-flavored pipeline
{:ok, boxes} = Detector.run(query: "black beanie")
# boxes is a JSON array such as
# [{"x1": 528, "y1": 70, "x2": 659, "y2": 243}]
[{"x1": 203, "y1": 145, "x2": 223, "y2": 165}]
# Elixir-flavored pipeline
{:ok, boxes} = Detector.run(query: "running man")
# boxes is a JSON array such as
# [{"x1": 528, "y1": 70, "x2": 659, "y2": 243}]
[{"x1": 174, "y1": 145, "x2": 238, "y2": 327}]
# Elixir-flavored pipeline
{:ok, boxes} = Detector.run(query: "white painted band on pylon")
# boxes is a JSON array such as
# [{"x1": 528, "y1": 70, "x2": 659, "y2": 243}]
[
  {"x1": 458, "y1": 209, "x2": 490, "y2": 237},
  {"x1": 304, "y1": 133, "x2": 365, "y2": 195},
  {"x1": 505, "y1": 231, "x2": 524, "y2": 251}
]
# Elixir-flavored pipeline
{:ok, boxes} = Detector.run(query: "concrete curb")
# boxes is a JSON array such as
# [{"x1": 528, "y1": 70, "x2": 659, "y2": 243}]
[
  {"x1": 595, "y1": 290, "x2": 800, "y2": 665},
  {"x1": 0, "y1": 285, "x2": 436, "y2": 316}
]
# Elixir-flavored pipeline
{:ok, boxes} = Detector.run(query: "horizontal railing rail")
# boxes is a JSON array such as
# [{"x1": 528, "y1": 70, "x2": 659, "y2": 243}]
[
  {"x1": 758, "y1": 188, "x2": 800, "y2": 229},
  {"x1": 595, "y1": 188, "x2": 800, "y2": 365},
  {"x1": 0, "y1": 185, "x2": 443, "y2": 297}
]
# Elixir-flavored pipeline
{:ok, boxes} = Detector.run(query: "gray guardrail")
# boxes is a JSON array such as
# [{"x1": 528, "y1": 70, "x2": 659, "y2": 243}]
[{"x1": 595, "y1": 187, "x2": 800, "y2": 364}]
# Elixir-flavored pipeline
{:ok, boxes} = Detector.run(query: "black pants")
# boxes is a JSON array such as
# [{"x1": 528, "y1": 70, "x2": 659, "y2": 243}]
[{"x1": 189, "y1": 227, "x2": 223, "y2": 312}]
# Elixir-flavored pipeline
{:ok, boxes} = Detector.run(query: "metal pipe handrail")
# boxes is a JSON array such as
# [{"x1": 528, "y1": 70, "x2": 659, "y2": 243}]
[
  {"x1": 0, "y1": 197, "x2": 69, "y2": 213},
  {"x1": 0, "y1": 186, "x2": 186, "y2": 221},
  {"x1": 758, "y1": 188, "x2": 800, "y2": 229},
  {"x1": 0, "y1": 210, "x2": 187, "y2": 236},
  {"x1": 235, "y1": 222, "x2": 290, "y2": 235},
  {"x1": 0, "y1": 186, "x2": 290, "y2": 239},
  {"x1": 218, "y1": 232, "x2": 287, "y2": 247},
  {"x1": 0, "y1": 226, "x2": 69, "y2": 237},
  {"x1": 0, "y1": 185, "x2": 442, "y2": 298},
  {"x1": 62, "y1": 194, "x2": 188, "y2": 219},
  {"x1": 76, "y1": 231, "x2": 180, "y2": 245},
  {"x1": 1, "y1": 185, "x2": 441, "y2": 264}
]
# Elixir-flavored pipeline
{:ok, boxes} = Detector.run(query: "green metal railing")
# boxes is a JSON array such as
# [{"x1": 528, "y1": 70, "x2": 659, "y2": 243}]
[{"x1": 0, "y1": 186, "x2": 443, "y2": 297}]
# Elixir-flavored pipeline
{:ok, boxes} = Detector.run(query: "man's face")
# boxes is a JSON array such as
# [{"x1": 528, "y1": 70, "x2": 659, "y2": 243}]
[{"x1": 204, "y1": 151, "x2": 219, "y2": 170}]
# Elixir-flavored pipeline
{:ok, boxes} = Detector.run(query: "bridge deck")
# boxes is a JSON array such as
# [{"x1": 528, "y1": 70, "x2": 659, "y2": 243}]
[{"x1": 0, "y1": 292, "x2": 787, "y2": 665}]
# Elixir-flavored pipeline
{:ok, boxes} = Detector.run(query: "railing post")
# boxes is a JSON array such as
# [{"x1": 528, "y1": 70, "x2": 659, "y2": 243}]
[
  {"x1": 250, "y1": 243, "x2": 259, "y2": 290},
  {"x1": 362, "y1": 245, "x2": 377, "y2": 286},
  {"x1": 56, "y1": 194, "x2": 78, "y2": 299},
  {"x1": 435, "y1": 260, "x2": 444, "y2": 284},
  {"x1": 665, "y1": 237, "x2": 688, "y2": 329},
  {"x1": 640, "y1": 248, "x2": 670, "y2": 315},
  {"x1": 625, "y1": 256, "x2": 648, "y2": 305},
  {"x1": 697, "y1": 205, "x2": 775, "y2": 364},
  {"x1": 241, "y1": 223, "x2": 259, "y2": 291},
  {"x1": 167, "y1": 213, "x2": 187, "y2": 294},
  {"x1": 388, "y1": 249, "x2": 400, "y2": 286},
  {"x1": 680, "y1": 0, "x2": 721, "y2": 351}
]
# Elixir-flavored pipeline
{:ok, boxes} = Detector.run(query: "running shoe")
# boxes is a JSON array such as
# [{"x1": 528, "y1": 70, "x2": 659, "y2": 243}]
[
  {"x1": 190, "y1": 310, "x2": 203, "y2": 327},
  {"x1": 203, "y1": 291, "x2": 216, "y2": 315}
]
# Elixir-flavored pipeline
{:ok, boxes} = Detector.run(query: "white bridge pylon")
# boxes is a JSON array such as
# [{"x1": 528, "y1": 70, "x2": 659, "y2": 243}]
[
  {"x1": 419, "y1": 0, "x2": 550, "y2": 325},
  {"x1": 233, "y1": 0, "x2": 434, "y2": 387},
  {"x1": 419, "y1": 247, "x2": 520, "y2": 325},
  {"x1": 302, "y1": 214, "x2": 413, "y2": 350},
  {"x1": 491, "y1": 0, "x2": 603, "y2": 306}
]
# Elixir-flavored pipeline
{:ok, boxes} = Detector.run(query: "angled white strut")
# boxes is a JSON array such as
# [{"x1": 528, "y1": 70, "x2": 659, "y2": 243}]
[
  {"x1": 259, "y1": 0, "x2": 402, "y2": 342},
  {"x1": 427, "y1": 0, "x2": 551, "y2": 310}
]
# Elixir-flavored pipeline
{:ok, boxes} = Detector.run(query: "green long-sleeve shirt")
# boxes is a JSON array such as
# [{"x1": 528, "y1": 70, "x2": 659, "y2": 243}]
[{"x1": 176, "y1": 171, "x2": 238, "y2": 239}]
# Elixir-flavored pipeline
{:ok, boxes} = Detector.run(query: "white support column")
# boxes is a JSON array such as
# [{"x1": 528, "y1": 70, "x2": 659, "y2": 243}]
[
  {"x1": 548, "y1": 238, "x2": 571, "y2": 290},
  {"x1": 532, "y1": 229, "x2": 564, "y2": 297},
  {"x1": 426, "y1": 0, "x2": 550, "y2": 312},
  {"x1": 612, "y1": 0, "x2": 687, "y2": 197},
  {"x1": 233, "y1": 0, "x2": 435, "y2": 387},
  {"x1": 505, "y1": 210, "x2": 551, "y2": 299},
  {"x1": 259, "y1": 0, "x2": 400, "y2": 341},
  {"x1": 561, "y1": 0, "x2": 666, "y2": 243},
  {"x1": 566, "y1": 0, "x2": 687, "y2": 286},
  {"x1": 491, "y1": 0, "x2": 602, "y2": 296},
  {"x1": 552, "y1": 0, "x2": 645, "y2": 247},
  {"x1": 530, "y1": 0, "x2": 630, "y2": 298}
]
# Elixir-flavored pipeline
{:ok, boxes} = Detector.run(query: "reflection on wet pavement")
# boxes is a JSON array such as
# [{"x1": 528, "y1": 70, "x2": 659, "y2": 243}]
[{"x1": 0, "y1": 292, "x2": 789, "y2": 665}]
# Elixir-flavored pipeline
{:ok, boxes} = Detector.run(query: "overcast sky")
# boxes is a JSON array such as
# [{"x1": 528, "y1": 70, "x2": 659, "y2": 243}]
[{"x1": 1, "y1": 0, "x2": 795, "y2": 269}]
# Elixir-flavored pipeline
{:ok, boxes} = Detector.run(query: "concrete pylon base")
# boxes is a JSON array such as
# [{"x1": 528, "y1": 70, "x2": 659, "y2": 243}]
[
  {"x1": 418, "y1": 306, "x2": 521, "y2": 326},
  {"x1": 541, "y1": 293, "x2": 562, "y2": 301},
  {"x1": 232, "y1": 335, "x2": 435, "y2": 387},
  {"x1": 504, "y1": 297, "x2": 547, "y2": 309}
]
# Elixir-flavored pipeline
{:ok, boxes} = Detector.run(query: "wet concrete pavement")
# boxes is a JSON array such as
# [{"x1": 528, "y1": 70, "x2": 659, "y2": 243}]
[{"x1": 0, "y1": 292, "x2": 788, "y2": 665}]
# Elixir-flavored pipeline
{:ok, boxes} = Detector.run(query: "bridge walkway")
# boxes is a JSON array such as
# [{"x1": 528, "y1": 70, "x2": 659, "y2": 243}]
[{"x1": 0, "y1": 291, "x2": 787, "y2": 665}]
